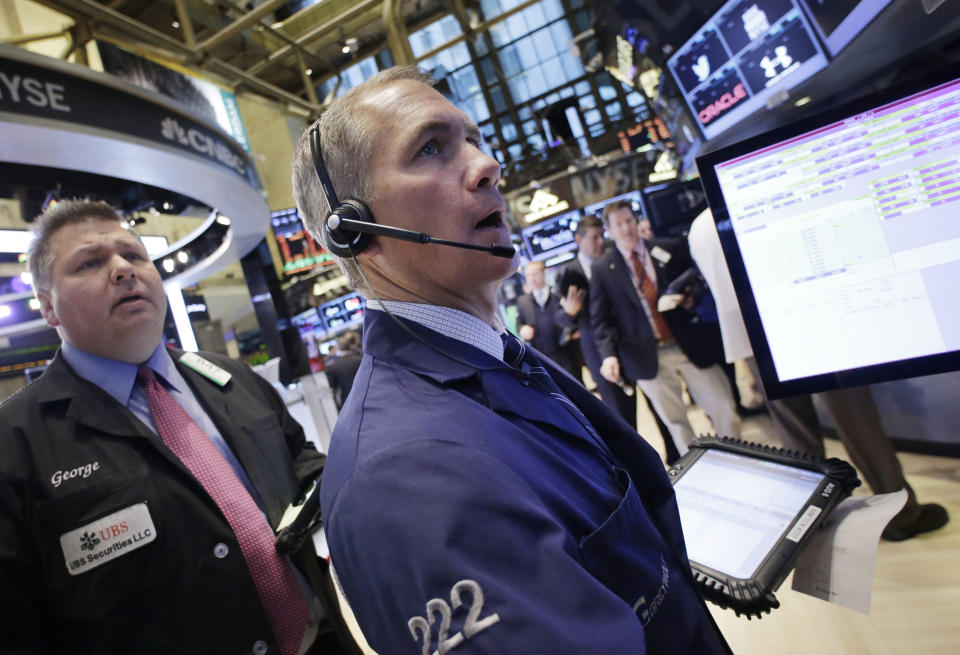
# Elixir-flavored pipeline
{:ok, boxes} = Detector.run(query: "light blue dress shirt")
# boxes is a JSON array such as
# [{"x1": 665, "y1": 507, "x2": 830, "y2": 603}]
[{"x1": 60, "y1": 341, "x2": 261, "y2": 502}]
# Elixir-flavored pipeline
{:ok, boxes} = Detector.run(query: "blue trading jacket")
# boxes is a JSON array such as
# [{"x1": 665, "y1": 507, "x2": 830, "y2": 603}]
[{"x1": 321, "y1": 309, "x2": 730, "y2": 654}]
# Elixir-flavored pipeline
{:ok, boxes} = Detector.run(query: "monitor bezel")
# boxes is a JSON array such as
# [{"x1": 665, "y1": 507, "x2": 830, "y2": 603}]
[{"x1": 696, "y1": 62, "x2": 960, "y2": 398}]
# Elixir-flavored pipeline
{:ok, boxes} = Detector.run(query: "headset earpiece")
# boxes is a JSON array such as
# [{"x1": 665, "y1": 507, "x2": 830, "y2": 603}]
[
  {"x1": 310, "y1": 125, "x2": 377, "y2": 258},
  {"x1": 323, "y1": 199, "x2": 374, "y2": 258}
]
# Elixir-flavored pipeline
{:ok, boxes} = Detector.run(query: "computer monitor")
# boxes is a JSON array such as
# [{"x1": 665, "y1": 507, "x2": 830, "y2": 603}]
[
  {"x1": 798, "y1": 0, "x2": 895, "y2": 57},
  {"x1": 642, "y1": 179, "x2": 710, "y2": 237},
  {"x1": 519, "y1": 209, "x2": 583, "y2": 264},
  {"x1": 667, "y1": 0, "x2": 828, "y2": 141},
  {"x1": 697, "y1": 64, "x2": 960, "y2": 398}
]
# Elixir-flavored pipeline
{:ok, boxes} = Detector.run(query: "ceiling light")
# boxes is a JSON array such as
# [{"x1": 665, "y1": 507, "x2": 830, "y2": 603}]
[
  {"x1": 341, "y1": 44, "x2": 351, "y2": 54},
  {"x1": 305, "y1": 68, "x2": 313, "y2": 76},
  {"x1": 177, "y1": 251, "x2": 189, "y2": 264},
  {"x1": 162, "y1": 258, "x2": 175, "y2": 273},
  {"x1": 216, "y1": 215, "x2": 232, "y2": 226},
  {"x1": 172, "y1": 20, "x2": 180, "y2": 29},
  {"x1": 20, "y1": 271, "x2": 33, "y2": 286},
  {"x1": 28, "y1": 298, "x2": 41, "y2": 311},
  {"x1": 0, "y1": 305, "x2": 11, "y2": 319},
  {"x1": 794, "y1": 96, "x2": 813, "y2": 107}
]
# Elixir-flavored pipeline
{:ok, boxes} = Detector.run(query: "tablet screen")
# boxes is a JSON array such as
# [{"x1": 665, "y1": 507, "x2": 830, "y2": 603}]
[{"x1": 674, "y1": 449, "x2": 825, "y2": 579}]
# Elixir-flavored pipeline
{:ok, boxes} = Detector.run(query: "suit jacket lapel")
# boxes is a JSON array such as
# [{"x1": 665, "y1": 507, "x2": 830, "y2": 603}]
[
  {"x1": 608, "y1": 248, "x2": 644, "y2": 312},
  {"x1": 169, "y1": 351, "x2": 286, "y2": 523},
  {"x1": 37, "y1": 353, "x2": 156, "y2": 440},
  {"x1": 363, "y1": 311, "x2": 597, "y2": 446}
]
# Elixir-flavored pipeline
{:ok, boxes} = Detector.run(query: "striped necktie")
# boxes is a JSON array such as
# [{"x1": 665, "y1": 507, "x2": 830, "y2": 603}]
[{"x1": 501, "y1": 333, "x2": 604, "y2": 443}]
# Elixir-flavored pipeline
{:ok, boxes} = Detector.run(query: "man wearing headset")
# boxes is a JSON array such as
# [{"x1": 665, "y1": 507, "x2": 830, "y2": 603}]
[{"x1": 292, "y1": 66, "x2": 730, "y2": 654}]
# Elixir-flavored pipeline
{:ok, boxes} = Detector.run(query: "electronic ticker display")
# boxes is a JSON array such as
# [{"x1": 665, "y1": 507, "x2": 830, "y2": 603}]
[{"x1": 270, "y1": 208, "x2": 335, "y2": 276}]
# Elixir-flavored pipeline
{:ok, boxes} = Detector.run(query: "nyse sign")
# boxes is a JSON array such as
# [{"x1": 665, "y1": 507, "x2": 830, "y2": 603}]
[
  {"x1": 568, "y1": 153, "x2": 655, "y2": 207},
  {"x1": 1, "y1": 50, "x2": 257, "y2": 187},
  {"x1": 507, "y1": 153, "x2": 656, "y2": 222},
  {"x1": 0, "y1": 72, "x2": 70, "y2": 112}
]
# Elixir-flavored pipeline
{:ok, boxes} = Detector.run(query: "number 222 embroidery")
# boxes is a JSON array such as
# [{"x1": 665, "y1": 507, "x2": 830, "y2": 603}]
[{"x1": 407, "y1": 579, "x2": 500, "y2": 655}]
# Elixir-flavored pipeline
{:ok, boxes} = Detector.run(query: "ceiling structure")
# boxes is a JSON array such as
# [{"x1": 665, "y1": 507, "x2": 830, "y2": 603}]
[{"x1": 23, "y1": 0, "x2": 484, "y2": 115}]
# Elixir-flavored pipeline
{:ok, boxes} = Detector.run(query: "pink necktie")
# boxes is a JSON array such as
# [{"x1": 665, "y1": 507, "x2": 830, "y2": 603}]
[{"x1": 138, "y1": 367, "x2": 308, "y2": 655}]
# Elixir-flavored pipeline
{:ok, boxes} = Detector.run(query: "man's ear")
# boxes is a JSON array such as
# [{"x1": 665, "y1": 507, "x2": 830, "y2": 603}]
[{"x1": 36, "y1": 290, "x2": 60, "y2": 328}]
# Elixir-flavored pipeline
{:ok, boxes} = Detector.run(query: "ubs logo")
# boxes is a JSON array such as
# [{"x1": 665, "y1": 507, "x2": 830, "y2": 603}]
[{"x1": 80, "y1": 531, "x2": 100, "y2": 551}]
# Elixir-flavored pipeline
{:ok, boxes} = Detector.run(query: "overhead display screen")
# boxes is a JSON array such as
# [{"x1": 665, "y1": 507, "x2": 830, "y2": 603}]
[
  {"x1": 667, "y1": 0, "x2": 828, "y2": 140},
  {"x1": 798, "y1": 0, "x2": 894, "y2": 57},
  {"x1": 271, "y1": 208, "x2": 335, "y2": 276},
  {"x1": 697, "y1": 68, "x2": 960, "y2": 396},
  {"x1": 520, "y1": 209, "x2": 583, "y2": 264},
  {"x1": 318, "y1": 291, "x2": 365, "y2": 332}
]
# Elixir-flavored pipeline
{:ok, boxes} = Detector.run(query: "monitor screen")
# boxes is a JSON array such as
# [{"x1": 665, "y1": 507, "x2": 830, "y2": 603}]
[
  {"x1": 674, "y1": 448, "x2": 824, "y2": 579},
  {"x1": 318, "y1": 291, "x2": 366, "y2": 331},
  {"x1": 798, "y1": 0, "x2": 894, "y2": 57},
  {"x1": 271, "y1": 208, "x2": 335, "y2": 276},
  {"x1": 697, "y1": 66, "x2": 960, "y2": 397},
  {"x1": 519, "y1": 209, "x2": 583, "y2": 263},
  {"x1": 582, "y1": 190, "x2": 645, "y2": 220},
  {"x1": 642, "y1": 179, "x2": 710, "y2": 237},
  {"x1": 667, "y1": 0, "x2": 828, "y2": 140}
]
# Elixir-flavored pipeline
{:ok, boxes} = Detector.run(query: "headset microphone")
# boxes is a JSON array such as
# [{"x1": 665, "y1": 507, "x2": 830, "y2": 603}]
[
  {"x1": 327, "y1": 214, "x2": 516, "y2": 258},
  {"x1": 310, "y1": 126, "x2": 516, "y2": 260}
]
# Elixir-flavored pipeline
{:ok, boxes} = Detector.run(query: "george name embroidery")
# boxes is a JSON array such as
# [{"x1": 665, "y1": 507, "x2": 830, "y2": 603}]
[{"x1": 50, "y1": 461, "x2": 100, "y2": 487}]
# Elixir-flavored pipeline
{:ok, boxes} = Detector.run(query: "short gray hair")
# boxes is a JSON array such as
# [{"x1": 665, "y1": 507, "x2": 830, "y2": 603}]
[
  {"x1": 28, "y1": 199, "x2": 132, "y2": 291},
  {"x1": 292, "y1": 66, "x2": 435, "y2": 295}
]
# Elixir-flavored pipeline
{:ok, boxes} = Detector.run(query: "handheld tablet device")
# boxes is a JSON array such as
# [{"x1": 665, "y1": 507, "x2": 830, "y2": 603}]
[{"x1": 668, "y1": 436, "x2": 860, "y2": 616}]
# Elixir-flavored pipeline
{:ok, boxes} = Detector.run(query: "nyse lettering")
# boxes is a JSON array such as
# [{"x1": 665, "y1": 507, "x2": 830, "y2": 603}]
[
  {"x1": 0, "y1": 72, "x2": 70, "y2": 112},
  {"x1": 698, "y1": 83, "x2": 747, "y2": 125}
]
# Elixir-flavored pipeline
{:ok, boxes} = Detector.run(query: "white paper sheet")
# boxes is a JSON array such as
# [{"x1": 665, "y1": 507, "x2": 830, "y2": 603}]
[{"x1": 791, "y1": 489, "x2": 908, "y2": 614}]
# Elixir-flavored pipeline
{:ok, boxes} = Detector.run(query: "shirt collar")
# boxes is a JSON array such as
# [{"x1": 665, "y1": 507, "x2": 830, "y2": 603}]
[
  {"x1": 365, "y1": 300, "x2": 505, "y2": 360},
  {"x1": 61, "y1": 341, "x2": 172, "y2": 406},
  {"x1": 616, "y1": 241, "x2": 645, "y2": 264},
  {"x1": 577, "y1": 251, "x2": 594, "y2": 280},
  {"x1": 532, "y1": 287, "x2": 550, "y2": 307}
]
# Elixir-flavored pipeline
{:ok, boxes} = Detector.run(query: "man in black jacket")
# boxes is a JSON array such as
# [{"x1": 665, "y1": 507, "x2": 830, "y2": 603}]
[
  {"x1": 515, "y1": 260, "x2": 581, "y2": 379},
  {"x1": 0, "y1": 200, "x2": 338, "y2": 654},
  {"x1": 590, "y1": 201, "x2": 740, "y2": 456}
]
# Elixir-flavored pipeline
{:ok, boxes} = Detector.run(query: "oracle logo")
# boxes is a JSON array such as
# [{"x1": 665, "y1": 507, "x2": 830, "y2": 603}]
[{"x1": 698, "y1": 83, "x2": 748, "y2": 125}]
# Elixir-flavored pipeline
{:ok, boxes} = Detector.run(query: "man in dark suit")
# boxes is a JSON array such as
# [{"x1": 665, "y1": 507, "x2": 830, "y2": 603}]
[
  {"x1": 555, "y1": 215, "x2": 637, "y2": 423},
  {"x1": 590, "y1": 200, "x2": 740, "y2": 456},
  {"x1": 325, "y1": 330, "x2": 363, "y2": 410},
  {"x1": 515, "y1": 260, "x2": 580, "y2": 378},
  {"x1": 0, "y1": 200, "x2": 340, "y2": 654}
]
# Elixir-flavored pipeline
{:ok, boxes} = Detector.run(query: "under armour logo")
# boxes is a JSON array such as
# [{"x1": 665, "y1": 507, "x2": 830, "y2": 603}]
[
  {"x1": 760, "y1": 46, "x2": 793, "y2": 78},
  {"x1": 79, "y1": 531, "x2": 101, "y2": 551},
  {"x1": 692, "y1": 54, "x2": 710, "y2": 82}
]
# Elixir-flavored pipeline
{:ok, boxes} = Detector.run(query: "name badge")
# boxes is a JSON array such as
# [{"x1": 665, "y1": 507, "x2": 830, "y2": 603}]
[
  {"x1": 650, "y1": 246, "x2": 672, "y2": 264},
  {"x1": 60, "y1": 503, "x2": 157, "y2": 576},
  {"x1": 180, "y1": 352, "x2": 232, "y2": 386}
]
